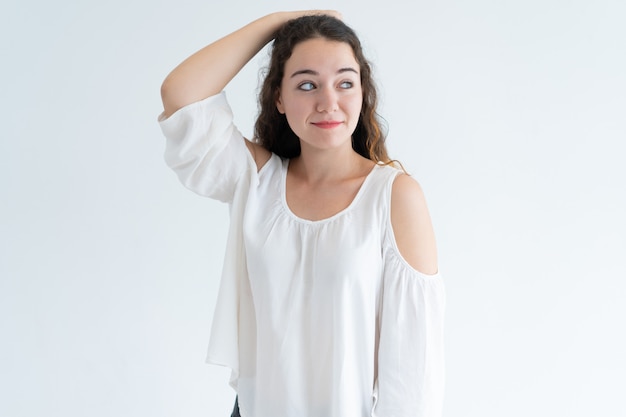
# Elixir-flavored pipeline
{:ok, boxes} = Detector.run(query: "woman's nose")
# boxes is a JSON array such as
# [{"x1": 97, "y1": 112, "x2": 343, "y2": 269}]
[{"x1": 316, "y1": 88, "x2": 339, "y2": 113}]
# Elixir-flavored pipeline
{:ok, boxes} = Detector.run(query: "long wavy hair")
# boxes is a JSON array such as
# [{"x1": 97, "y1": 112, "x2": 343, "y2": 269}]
[{"x1": 254, "y1": 15, "x2": 390, "y2": 163}]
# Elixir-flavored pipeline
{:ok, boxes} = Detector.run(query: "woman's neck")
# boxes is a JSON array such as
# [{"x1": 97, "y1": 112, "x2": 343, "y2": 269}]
[{"x1": 289, "y1": 145, "x2": 374, "y2": 185}]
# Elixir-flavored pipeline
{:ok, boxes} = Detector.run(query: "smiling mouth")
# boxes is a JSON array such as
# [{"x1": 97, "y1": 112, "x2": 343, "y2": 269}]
[{"x1": 312, "y1": 121, "x2": 343, "y2": 129}]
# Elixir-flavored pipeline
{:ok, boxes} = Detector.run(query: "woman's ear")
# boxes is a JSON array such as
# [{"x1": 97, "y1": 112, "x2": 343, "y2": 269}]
[{"x1": 276, "y1": 90, "x2": 285, "y2": 114}]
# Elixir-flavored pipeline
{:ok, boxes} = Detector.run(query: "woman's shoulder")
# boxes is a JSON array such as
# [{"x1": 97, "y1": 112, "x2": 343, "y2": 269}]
[{"x1": 388, "y1": 172, "x2": 439, "y2": 275}]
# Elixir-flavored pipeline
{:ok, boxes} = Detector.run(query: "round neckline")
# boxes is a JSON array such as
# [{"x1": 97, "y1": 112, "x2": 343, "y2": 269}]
[{"x1": 280, "y1": 159, "x2": 381, "y2": 224}]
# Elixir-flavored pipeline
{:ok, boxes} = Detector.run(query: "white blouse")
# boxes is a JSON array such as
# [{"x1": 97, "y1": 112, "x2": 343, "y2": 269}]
[{"x1": 159, "y1": 92, "x2": 446, "y2": 417}]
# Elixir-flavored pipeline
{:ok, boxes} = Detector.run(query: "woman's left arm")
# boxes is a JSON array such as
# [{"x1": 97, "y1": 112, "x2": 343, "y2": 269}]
[{"x1": 372, "y1": 174, "x2": 445, "y2": 417}]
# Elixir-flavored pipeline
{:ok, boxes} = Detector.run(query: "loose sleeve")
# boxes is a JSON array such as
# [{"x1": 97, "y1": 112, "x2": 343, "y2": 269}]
[
  {"x1": 158, "y1": 92, "x2": 254, "y2": 202},
  {"x1": 372, "y1": 239, "x2": 446, "y2": 417}
]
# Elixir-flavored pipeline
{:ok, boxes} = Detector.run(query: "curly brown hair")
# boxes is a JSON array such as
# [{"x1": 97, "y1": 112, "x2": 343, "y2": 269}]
[{"x1": 253, "y1": 14, "x2": 390, "y2": 163}]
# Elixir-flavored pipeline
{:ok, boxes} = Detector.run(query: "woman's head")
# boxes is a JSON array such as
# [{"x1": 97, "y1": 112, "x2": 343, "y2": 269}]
[{"x1": 254, "y1": 14, "x2": 389, "y2": 162}]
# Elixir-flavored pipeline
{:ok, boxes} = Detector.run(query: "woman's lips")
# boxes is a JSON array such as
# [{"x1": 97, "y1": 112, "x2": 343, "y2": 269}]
[{"x1": 312, "y1": 121, "x2": 343, "y2": 129}]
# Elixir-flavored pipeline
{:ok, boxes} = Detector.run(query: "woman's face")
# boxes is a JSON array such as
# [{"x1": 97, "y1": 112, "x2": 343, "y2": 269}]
[{"x1": 276, "y1": 38, "x2": 363, "y2": 154}]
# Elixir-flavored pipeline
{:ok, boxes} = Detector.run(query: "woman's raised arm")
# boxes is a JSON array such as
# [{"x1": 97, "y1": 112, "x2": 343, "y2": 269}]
[{"x1": 160, "y1": 11, "x2": 340, "y2": 119}]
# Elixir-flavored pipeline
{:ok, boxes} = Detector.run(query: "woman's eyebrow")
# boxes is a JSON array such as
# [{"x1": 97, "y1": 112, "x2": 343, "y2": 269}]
[
  {"x1": 290, "y1": 69, "x2": 318, "y2": 78},
  {"x1": 337, "y1": 67, "x2": 359, "y2": 75},
  {"x1": 290, "y1": 67, "x2": 359, "y2": 78}
]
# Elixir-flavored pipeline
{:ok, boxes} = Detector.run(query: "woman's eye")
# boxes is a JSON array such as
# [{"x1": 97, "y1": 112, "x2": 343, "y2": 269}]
[
  {"x1": 298, "y1": 82, "x2": 315, "y2": 91},
  {"x1": 339, "y1": 81, "x2": 353, "y2": 89}
]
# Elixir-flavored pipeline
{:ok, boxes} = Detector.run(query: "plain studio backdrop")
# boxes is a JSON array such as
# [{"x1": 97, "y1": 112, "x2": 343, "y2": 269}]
[{"x1": 1, "y1": 0, "x2": 624, "y2": 416}]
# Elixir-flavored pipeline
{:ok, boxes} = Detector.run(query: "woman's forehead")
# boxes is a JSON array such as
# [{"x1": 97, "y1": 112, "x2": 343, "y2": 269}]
[{"x1": 285, "y1": 39, "x2": 358, "y2": 73}]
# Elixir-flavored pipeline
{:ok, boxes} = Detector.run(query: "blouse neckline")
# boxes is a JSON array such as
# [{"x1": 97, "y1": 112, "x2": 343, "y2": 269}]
[{"x1": 279, "y1": 158, "x2": 381, "y2": 225}]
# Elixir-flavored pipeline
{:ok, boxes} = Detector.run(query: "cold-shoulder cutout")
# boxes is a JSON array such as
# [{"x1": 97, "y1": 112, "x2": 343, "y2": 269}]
[
  {"x1": 389, "y1": 173, "x2": 438, "y2": 275},
  {"x1": 244, "y1": 139, "x2": 272, "y2": 172}
]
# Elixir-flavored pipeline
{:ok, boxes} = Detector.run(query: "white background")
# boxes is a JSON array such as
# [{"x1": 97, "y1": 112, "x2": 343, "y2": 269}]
[{"x1": 1, "y1": 0, "x2": 625, "y2": 416}]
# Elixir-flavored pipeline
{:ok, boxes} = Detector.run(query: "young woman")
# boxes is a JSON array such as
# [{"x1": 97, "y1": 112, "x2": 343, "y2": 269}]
[{"x1": 158, "y1": 11, "x2": 445, "y2": 417}]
